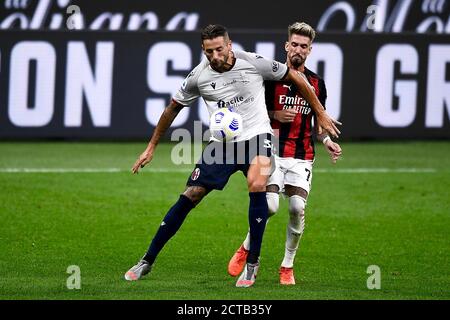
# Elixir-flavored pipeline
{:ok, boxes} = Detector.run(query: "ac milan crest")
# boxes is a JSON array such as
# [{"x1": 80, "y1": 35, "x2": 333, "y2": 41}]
[{"x1": 191, "y1": 168, "x2": 200, "y2": 180}]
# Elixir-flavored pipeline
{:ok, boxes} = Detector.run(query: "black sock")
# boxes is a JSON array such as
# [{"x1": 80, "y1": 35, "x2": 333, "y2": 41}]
[
  {"x1": 143, "y1": 195, "x2": 195, "y2": 265},
  {"x1": 247, "y1": 192, "x2": 268, "y2": 264}
]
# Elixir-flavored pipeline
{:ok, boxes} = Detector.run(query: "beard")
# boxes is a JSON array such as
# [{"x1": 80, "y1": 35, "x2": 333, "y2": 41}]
[
  {"x1": 210, "y1": 53, "x2": 229, "y2": 71},
  {"x1": 290, "y1": 54, "x2": 305, "y2": 68},
  {"x1": 210, "y1": 59, "x2": 222, "y2": 68}
]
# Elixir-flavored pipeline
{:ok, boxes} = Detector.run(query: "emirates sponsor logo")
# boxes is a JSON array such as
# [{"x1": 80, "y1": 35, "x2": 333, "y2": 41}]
[{"x1": 279, "y1": 95, "x2": 312, "y2": 115}]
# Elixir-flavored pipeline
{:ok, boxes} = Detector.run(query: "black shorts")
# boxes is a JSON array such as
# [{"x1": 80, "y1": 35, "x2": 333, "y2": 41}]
[{"x1": 186, "y1": 133, "x2": 275, "y2": 191}]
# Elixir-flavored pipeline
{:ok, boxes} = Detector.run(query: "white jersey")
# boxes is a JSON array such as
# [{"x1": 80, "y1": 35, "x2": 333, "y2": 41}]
[{"x1": 173, "y1": 50, "x2": 289, "y2": 142}]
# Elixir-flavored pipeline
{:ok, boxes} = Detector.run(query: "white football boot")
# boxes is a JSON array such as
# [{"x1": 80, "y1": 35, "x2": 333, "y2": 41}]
[
  {"x1": 236, "y1": 260, "x2": 259, "y2": 288},
  {"x1": 124, "y1": 260, "x2": 151, "y2": 281}
]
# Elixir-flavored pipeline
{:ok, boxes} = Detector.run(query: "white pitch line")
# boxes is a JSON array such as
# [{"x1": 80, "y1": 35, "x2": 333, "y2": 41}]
[
  {"x1": 0, "y1": 168, "x2": 193, "y2": 173},
  {"x1": 0, "y1": 168, "x2": 124, "y2": 173},
  {"x1": 315, "y1": 168, "x2": 437, "y2": 173},
  {"x1": 0, "y1": 167, "x2": 438, "y2": 173}
]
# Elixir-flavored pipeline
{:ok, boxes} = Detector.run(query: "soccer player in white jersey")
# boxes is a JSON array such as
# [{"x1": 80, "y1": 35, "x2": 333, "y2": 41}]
[
  {"x1": 228, "y1": 22, "x2": 342, "y2": 285},
  {"x1": 124, "y1": 24, "x2": 341, "y2": 288}
]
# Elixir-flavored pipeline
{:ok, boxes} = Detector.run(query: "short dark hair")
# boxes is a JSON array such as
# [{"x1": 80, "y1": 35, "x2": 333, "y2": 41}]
[{"x1": 201, "y1": 24, "x2": 229, "y2": 41}]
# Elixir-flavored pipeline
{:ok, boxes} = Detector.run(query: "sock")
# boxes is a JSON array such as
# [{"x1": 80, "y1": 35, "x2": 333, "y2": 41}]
[
  {"x1": 243, "y1": 231, "x2": 251, "y2": 251},
  {"x1": 281, "y1": 196, "x2": 305, "y2": 268},
  {"x1": 243, "y1": 192, "x2": 277, "y2": 250},
  {"x1": 143, "y1": 195, "x2": 195, "y2": 265},
  {"x1": 243, "y1": 218, "x2": 271, "y2": 251},
  {"x1": 247, "y1": 192, "x2": 268, "y2": 264},
  {"x1": 266, "y1": 192, "x2": 279, "y2": 217}
]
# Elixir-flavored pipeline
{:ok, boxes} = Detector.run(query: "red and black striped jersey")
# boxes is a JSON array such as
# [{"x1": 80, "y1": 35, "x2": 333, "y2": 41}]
[{"x1": 265, "y1": 67, "x2": 327, "y2": 160}]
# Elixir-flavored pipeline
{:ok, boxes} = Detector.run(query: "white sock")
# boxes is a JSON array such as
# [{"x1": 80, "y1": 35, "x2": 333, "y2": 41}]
[
  {"x1": 243, "y1": 230, "x2": 251, "y2": 251},
  {"x1": 281, "y1": 220, "x2": 302, "y2": 267},
  {"x1": 281, "y1": 195, "x2": 305, "y2": 268}
]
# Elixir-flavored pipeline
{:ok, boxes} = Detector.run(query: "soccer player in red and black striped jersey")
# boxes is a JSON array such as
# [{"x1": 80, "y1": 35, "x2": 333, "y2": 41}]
[
  {"x1": 265, "y1": 66, "x2": 326, "y2": 161},
  {"x1": 228, "y1": 22, "x2": 342, "y2": 285}
]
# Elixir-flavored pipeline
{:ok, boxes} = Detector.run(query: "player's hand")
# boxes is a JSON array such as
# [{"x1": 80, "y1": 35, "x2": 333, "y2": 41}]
[
  {"x1": 274, "y1": 109, "x2": 297, "y2": 123},
  {"x1": 316, "y1": 112, "x2": 341, "y2": 138},
  {"x1": 324, "y1": 140, "x2": 342, "y2": 164},
  {"x1": 132, "y1": 148, "x2": 154, "y2": 174}
]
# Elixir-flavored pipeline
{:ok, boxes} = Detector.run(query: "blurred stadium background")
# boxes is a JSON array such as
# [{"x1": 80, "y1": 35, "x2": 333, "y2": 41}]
[{"x1": 0, "y1": 0, "x2": 449, "y2": 300}]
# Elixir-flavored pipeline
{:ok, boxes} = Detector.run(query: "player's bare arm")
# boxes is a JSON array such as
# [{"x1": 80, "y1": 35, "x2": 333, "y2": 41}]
[
  {"x1": 285, "y1": 69, "x2": 341, "y2": 138},
  {"x1": 132, "y1": 100, "x2": 184, "y2": 173}
]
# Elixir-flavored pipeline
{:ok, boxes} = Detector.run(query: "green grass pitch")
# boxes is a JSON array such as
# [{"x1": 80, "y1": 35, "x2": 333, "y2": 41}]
[{"x1": 0, "y1": 141, "x2": 449, "y2": 300}]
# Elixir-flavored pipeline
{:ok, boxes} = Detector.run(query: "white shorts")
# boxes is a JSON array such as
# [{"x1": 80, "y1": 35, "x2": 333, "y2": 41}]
[{"x1": 267, "y1": 155, "x2": 313, "y2": 194}]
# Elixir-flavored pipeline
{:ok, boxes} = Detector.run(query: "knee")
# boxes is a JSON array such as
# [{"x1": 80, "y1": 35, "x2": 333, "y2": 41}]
[
  {"x1": 289, "y1": 195, "x2": 306, "y2": 233},
  {"x1": 266, "y1": 192, "x2": 279, "y2": 217},
  {"x1": 289, "y1": 195, "x2": 306, "y2": 216},
  {"x1": 183, "y1": 186, "x2": 207, "y2": 205}
]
